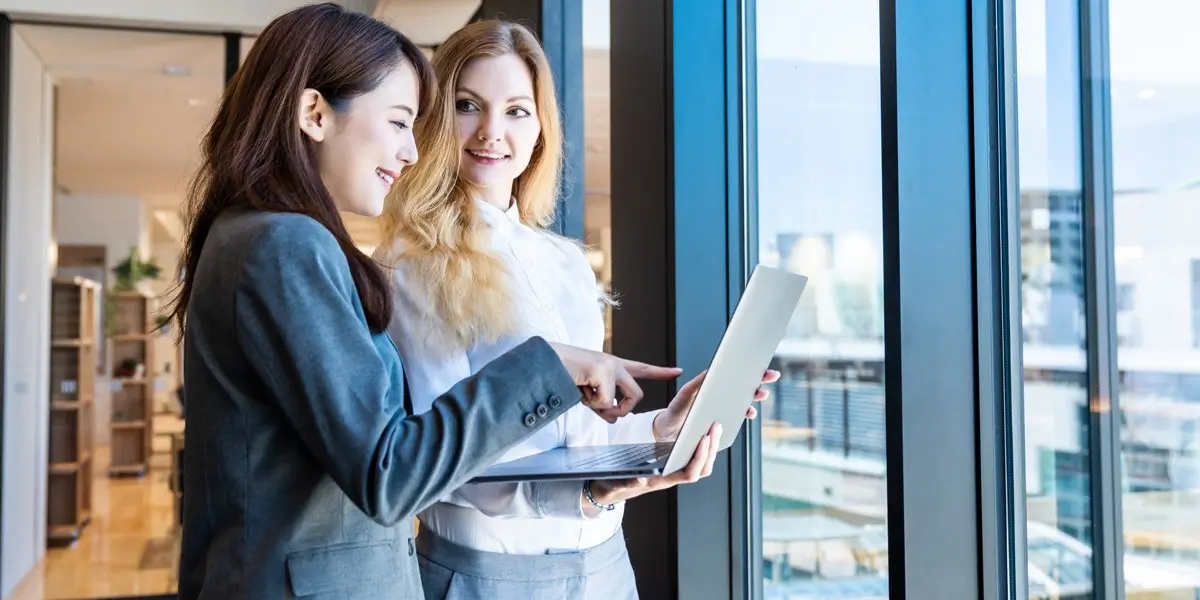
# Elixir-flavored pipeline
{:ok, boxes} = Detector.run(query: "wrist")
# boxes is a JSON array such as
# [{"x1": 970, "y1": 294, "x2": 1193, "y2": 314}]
[
  {"x1": 582, "y1": 480, "x2": 616, "y2": 517},
  {"x1": 652, "y1": 410, "x2": 674, "y2": 442}
]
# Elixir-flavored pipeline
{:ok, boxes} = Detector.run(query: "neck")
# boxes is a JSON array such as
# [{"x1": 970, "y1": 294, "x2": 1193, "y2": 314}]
[{"x1": 477, "y1": 182, "x2": 514, "y2": 212}]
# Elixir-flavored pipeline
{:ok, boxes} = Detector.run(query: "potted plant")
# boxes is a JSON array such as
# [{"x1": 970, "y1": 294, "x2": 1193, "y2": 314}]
[{"x1": 104, "y1": 247, "x2": 162, "y2": 336}]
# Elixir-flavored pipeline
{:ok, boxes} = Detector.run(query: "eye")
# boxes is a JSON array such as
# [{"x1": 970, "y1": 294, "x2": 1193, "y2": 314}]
[
  {"x1": 455, "y1": 99, "x2": 479, "y2": 113},
  {"x1": 390, "y1": 121, "x2": 410, "y2": 130},
  {"x1": 508, "y1": 106, "x2": 532, "y2": 118}
]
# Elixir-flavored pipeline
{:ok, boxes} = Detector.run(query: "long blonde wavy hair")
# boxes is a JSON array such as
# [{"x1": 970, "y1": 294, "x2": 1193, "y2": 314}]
[{"x1": 377, "y1": 20, "x2": 564, "y2": 351}]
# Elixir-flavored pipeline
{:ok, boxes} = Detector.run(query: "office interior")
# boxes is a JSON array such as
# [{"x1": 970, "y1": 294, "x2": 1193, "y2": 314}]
[{"x1": 0, "y1": 1, "x2": 1196, "y2": 599}]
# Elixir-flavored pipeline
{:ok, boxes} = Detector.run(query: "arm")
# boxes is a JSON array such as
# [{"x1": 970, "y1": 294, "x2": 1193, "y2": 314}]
[
  {"x1": 384, "y1": 261, "x2": 592, "y2": 520},
  {"x1": 235, "y1": 219, "x2": 582, "y2": 526}
]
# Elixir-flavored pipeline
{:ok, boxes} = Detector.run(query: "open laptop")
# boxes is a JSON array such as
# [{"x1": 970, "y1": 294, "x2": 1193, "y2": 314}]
[{"x1": 468, "y1": 264, "x2": 808, "y2": 483}]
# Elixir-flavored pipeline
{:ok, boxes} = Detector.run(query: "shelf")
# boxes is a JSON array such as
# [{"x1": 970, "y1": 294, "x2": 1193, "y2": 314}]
[
  {"x1": 49, "y1": 451, "x2": 90, "y2": 474},
  {"x1": 51, "y1": 399, "x2": 93, "y2": 411},
  {"x1": 108, "y1": 463, "x2": 148, "y2": 477},
  {"x1": 51, "y1": 338, "x2": 95, "y2": 348},
  {"x1": 111, "y1": 333, "x2": 154, "y2": 341},
  {"x1": 48, "y1": 278, "x2": 97, "y2": 547},
  {"x1": 107, "y1": 292, "x2": 156, "y2": 479}
]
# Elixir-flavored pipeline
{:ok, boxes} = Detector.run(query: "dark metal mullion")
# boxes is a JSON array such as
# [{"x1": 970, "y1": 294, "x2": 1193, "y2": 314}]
[
  {"x1": 878, "y1": 0, "x2": 907, "y2": 594},
  {"x1": 609, "y1": 1, "x2": 678, "y2": 598},
  {"x1": 971, "y1": 0, "x2": 1027, "y2": 597},
  {"x1": 1079, "y1": 0, "x2": 1124, "y2": 597},
  {"x1": 223, "y1": 32, "x2": 240, "y2": 84},
  {"x1": 883, "y1": 0, "x2": 982, "y2": 597},
  {"x1": 671, "y1": 0, "x2": 740, "y2": 597},
  {"x1": 729, "y1": 0, "x2": 756, "y2": 598}
]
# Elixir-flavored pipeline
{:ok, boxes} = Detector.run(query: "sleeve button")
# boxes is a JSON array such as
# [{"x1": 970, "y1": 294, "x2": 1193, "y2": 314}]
[
  {"x1": 549, "y1": 396, "x2": 562, "y2": 408},
  {"x1": 523, "y1": 413, "x2": 538, "y2": 427},
  {"x1": 536, "y1": 403, "x2": 550, "y2": 418}
]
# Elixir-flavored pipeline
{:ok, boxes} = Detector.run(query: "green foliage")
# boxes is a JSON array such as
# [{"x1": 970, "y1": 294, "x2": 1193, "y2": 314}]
[
  {"x1": 103, "y1": 247, "x2": 162, "y2": 336},
  {"x1": 111, "y1": 247, "x2": 161, "y2": 291}
]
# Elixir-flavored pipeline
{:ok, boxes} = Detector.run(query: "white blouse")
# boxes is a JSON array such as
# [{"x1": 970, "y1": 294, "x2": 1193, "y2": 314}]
[{"x1": 379, "y1": 198, "x2": 661, "y2": 554}]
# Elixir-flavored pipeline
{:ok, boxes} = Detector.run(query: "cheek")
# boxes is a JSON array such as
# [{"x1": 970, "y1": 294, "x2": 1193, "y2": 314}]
[
  {"x1": 457, "y1": 115, "x2": 478, "y2": 149},
  {"x1": 509, "y1": 122, "x2": 542, "y2": 167}
]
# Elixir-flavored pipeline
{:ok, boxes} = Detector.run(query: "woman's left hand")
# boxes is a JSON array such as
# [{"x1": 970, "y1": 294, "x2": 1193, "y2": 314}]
[{"x1": 651, "y1": 369, "x2": 780, "y2": 442}]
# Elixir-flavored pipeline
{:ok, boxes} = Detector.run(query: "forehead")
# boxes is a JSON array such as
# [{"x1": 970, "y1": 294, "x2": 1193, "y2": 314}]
[
  {"x1": 458, "y1": 53, "x2": 535, "y2": 97},
  {"x1": 357, "y1": 61, "x2": 420, "y2": 108}
]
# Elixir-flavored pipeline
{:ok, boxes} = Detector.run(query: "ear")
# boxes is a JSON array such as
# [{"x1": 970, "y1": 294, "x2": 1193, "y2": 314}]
[{"x1": 297, "y1": 88, "x2": 331, "y2": 143}]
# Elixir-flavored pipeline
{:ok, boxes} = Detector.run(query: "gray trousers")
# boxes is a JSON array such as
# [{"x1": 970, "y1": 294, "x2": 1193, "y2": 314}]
[{"x1": 416, "y1": 527, "x2": 639, "y2": 600}]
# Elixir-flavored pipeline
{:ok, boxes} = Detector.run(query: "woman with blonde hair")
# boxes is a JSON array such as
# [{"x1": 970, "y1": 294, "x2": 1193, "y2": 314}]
[{"x1": 376, "y1": 20, "x2": 776, "y2": 598}]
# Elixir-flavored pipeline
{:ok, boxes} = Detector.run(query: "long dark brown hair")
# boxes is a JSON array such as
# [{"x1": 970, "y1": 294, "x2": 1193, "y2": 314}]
[{"x1": 166, "y1": 3, "x2": 435, "y2": 337}]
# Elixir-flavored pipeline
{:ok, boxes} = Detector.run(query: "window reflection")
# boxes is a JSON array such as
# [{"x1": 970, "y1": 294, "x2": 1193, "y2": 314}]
[
  {"x1": 1014, "y1": 3, "x2": 1098, "y2": 598},
  {"x1": 754, "y1": 2, "x2": 887, "y2": 598},
  {"x1": 1110, "y1": 0, "x2": 1200, "y2": 596}
]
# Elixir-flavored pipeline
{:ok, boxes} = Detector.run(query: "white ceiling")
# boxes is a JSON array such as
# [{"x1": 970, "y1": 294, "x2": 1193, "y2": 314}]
[{"x1": 14, "y1": 1, "x2": 482, "y2": 250}]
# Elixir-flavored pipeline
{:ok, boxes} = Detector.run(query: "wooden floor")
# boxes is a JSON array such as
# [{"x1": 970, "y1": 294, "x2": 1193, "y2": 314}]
[{"x1": 10, "y1": 437, "x2": 180, "y2": 600}]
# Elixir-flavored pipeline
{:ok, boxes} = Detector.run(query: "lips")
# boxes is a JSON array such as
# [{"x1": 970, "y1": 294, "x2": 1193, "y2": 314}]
[
  {"x1": 466, "y1": 148, "x2": 510, "y2": 165},
  {"x1": 376, "y1": 167, "x2": 397, "y2": 187}
]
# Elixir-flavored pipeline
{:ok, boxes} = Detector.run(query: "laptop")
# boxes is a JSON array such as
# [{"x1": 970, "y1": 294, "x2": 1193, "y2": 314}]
[{"x1": 468, "y1": 264, "x2": 808, "y2": 484}]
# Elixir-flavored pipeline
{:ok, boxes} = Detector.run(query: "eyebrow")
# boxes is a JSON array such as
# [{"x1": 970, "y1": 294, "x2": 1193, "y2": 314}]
[
  {"x1": 457, "y1": 86, "x2": 534, "y2": 104},
  {"x1": 391, "y1": 104, "x2": 415, "y2": 116}
]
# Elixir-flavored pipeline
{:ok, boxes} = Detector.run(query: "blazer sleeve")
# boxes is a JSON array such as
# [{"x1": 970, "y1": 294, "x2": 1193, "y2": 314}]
[
  {"x1": 233, "y1": 218, "x2": 582, "y2": 526},
  {"x1": 379, "y1": 255, "x2": 599, "y2": 520}
]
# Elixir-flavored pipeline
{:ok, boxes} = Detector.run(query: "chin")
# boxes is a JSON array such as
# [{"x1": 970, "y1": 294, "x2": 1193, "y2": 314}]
[{"x1": 346, "y1": 198, "x2": 385, "y2": 218}]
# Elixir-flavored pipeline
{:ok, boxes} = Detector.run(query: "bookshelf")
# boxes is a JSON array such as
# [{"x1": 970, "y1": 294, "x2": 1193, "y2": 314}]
[
  {"x1": 48, "y1": 277, "x2": 98, "y2": 546},
  {"x1": 108, "y1": 290, "x2": 155, "y2": 477}
]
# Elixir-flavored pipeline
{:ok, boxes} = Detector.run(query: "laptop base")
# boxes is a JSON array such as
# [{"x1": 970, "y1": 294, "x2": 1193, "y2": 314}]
[{"x1": 468, "y1": 443, "x2": 673, "y2": 484}]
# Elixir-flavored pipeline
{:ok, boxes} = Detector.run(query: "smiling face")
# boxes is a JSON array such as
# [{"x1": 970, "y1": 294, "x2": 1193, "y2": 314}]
[
  {"x1": 454, "y1": 53, "x2": 542, "y2": 205},
  {"x1": 298, "y1": 60, "x2": 421, "y2": 217}
]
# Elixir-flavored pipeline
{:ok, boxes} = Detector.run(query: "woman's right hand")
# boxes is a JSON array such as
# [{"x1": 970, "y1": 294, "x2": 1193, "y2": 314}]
[
  {"x1": 584, "y1": 422, "x2": 723, "y2": 512},
  {"x1": 547, "y1": 342, "x2": 682, "y2": 423}
]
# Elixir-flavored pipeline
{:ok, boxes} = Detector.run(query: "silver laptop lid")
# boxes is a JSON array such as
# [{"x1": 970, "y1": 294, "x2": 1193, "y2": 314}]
[{"x1": 662, "y1": 265, "x2": 808, "y2": 475}]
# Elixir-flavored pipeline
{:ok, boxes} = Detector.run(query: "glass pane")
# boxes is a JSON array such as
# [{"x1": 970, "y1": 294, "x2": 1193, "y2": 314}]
[
  {"x1": 1110, "y1": 1, "x2": 1200, "y2": 595},
  {"x1": 1013, "y1": 1, "x2": 1097, "y2": 598},
  {"x1": 753, "y1": 2, "x2": 887, "y2": 598},
  {"x1": 583, "y1": 0, "x2": 614, "y2": 352}
]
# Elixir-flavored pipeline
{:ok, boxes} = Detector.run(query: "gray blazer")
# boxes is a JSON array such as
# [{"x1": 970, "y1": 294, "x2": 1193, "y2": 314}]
[{"x1": 177, "y1": 208, "x2": 582, "y2": 600}]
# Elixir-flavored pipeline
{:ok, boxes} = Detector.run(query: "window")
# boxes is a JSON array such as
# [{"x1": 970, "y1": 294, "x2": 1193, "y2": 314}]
[
  {"x1": 753, "y1": 1, "x2": 887, "y2": 597},
  {"x1": 1013, "y1": 0, "x2": 1097, "y2": 593},
  {"x1": 1111, "y1": 0, "x2": 1200, "y2": 593}
]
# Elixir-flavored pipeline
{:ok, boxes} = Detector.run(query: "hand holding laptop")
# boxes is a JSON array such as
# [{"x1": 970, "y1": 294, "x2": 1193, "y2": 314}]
[
  {"x1": 467, "y1": 266, "x2": 808, "y2": 487},
  {"x1": 583, "y1": 368, "x2": 781, "y2": 513},
  {"x1": 650, "y1": 369, "x2": 781, "y2": 442}
]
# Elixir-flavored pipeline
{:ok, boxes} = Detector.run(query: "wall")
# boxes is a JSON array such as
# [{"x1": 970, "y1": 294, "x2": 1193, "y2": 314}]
[
  {"x1": 1, "y1": 29, "x2": 54, "y2": 599},
  {"x1": 55, "y1": 194, "x2": 150, "y2": 290},
  {"x1": 55, "y1": 193, "x2": 150, "y2": 446}
]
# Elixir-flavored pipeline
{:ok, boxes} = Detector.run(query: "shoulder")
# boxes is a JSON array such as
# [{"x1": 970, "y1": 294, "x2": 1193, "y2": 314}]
[
  {"x1": 237, "y1": 212, "x2": 344, "y2": 266},
  {"x1": 224, "y1": 210, "x2": 353, "y2": 292},
  {"x1": 539, "y1": 231, "x2": 598, "y2": 280}
]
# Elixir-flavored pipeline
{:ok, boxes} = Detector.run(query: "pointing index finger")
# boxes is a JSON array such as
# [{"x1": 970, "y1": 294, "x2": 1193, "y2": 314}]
[{"x1": 621, "y1": 361, "x2": 683, "y2": 380}]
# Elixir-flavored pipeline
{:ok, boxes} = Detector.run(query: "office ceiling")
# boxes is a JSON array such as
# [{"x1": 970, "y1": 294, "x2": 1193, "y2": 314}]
[{"x1": 14, "y1": 0, "x2": 480, "y2": 249}]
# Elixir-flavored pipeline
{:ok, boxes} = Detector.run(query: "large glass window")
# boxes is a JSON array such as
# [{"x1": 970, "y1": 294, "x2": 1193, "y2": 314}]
[
  {"x1": 753, "y1": 2, "x2": 887, "y2": 597},
  {"x1": 1013, "y1": 1, "x2": 1097, "y2": 597},
  {"x1": 1110, "y1": 0, "x2": 1200, "y2": 595}
]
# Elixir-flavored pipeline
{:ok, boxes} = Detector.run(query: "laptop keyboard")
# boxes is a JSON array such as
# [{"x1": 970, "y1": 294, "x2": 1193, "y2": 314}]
[{"x1": 568, "y1": 443, "x2": 675, "y2": 470}]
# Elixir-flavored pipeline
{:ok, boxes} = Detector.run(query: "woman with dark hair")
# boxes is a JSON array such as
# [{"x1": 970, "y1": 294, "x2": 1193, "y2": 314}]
[{"x1": 169, "y1": 5, "x2": 678, "y2": 599}]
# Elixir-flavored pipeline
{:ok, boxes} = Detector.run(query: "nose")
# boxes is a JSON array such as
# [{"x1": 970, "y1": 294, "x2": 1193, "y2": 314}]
[
  {"x1": 476, "y1": 112, "x2": 503, "y2": 143},
  {"x1": 396, "y1": 138, "x2": 418, "y2": 166}
]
